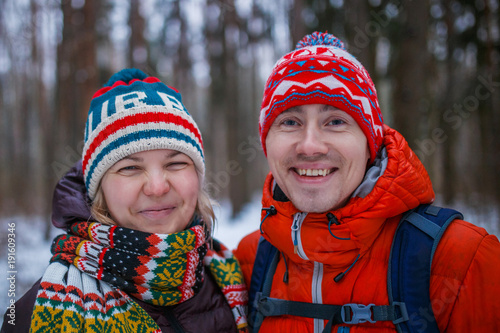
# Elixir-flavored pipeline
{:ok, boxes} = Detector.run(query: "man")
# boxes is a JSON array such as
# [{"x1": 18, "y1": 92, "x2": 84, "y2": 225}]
[{"x1": 234, "y1": 32, "x2": 500, "y2": 332}]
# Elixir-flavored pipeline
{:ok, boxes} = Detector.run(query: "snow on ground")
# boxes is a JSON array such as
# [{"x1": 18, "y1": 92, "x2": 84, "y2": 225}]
[
  {"x1": 0, "y1": 194, "x2": 498, "y2": 326},
  {"x1": 212, "y1": 193, "x2": 263, "y2": 249}
]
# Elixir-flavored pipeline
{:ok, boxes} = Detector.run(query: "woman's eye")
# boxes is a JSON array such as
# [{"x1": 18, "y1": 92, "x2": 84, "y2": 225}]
[
  {"x1": 167, "y1": 162, "x2": 188, "y2": 170},
  {"x1": 119, "y1": 165, "x2": 138, "y2": 172}
]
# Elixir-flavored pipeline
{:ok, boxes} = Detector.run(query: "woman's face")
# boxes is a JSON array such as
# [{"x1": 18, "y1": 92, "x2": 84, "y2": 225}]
[{"x1": 101, "y1": 149, "x2": 199, "y2": 234}]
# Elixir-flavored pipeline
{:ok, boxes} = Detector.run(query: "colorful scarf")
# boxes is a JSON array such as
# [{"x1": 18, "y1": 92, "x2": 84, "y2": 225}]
[{"x1": 30, "y1": 221, "x2": 248, "y2": 332}]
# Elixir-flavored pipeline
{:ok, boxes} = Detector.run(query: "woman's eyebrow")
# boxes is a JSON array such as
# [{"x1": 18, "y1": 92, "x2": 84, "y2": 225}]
[
  {"x1": 165, "y1": 151, "x2": 182, "y2": 158},
  {"x1": 123, "y1": 156, "x2": 143, "y2": 162}
]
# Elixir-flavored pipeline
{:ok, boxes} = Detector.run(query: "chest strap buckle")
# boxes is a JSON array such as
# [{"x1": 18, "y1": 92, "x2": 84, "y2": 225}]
[{"x1": 341, "y1": 303, "x2": 375, "y2": 324}]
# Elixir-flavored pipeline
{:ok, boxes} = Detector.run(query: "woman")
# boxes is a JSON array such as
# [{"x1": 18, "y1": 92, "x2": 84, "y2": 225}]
[{"x1": 2, "y1": 69, "x2": 248, "y2": 333}]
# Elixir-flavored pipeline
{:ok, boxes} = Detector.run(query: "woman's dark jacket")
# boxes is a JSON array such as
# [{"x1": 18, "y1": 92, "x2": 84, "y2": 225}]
[{"x1": 1, "y1": 161, "x2": 237, "y2": 333}]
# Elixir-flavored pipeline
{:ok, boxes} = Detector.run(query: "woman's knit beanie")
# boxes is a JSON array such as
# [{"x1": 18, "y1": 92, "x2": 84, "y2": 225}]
[{"x1": 82, "y1": 68, "x2": 204, "y2": 200}]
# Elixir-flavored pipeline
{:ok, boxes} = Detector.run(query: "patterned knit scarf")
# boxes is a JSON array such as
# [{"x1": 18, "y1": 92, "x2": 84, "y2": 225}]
[{"x1": 30, "y1": 221, "x2": 248, "y2": 332}]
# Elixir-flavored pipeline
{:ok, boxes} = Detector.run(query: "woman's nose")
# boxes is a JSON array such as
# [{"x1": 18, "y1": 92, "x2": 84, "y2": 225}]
[
  {"x1": 143, "y1": 172, "x2": 170, "y2": 196},
  {"x1": 296, "y1": 125, "x2": 329, "y2": 156}
]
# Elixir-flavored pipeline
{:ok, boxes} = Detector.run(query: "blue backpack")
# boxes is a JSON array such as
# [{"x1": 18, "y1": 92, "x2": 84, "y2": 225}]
[{"x1": 248, "y1": 204, "x2": 463, "y2": 333}]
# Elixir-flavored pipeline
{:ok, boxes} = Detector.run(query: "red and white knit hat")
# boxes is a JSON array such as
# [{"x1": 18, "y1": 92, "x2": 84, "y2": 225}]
[
  {"x1": 82, "y1": 69, "x2": 204, "y2": 200},
  {"x1": 259, "y1": 32, "x2": 384, "y2": 163}
]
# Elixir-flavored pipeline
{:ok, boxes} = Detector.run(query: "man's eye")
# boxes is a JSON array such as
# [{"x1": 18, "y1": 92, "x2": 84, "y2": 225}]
[
  {"x1": 328, "y1": 119, "x2": 345, "y2": 126},
  {"x1": 282, "y1": 119, "x2": 299, "y2": 126}
]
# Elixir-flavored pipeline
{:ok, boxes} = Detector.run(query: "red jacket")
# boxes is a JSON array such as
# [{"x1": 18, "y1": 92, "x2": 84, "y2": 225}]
[{"x1": 235, "y1": 125, "x2": 500, "y2": 332}]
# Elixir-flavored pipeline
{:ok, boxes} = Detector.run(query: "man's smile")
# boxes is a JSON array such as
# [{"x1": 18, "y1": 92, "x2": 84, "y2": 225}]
[{"x1": 294, "y1": 168, "x2": 336, "y2": 177}]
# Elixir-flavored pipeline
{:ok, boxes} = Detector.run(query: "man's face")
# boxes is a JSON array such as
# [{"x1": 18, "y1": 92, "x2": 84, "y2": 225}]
[{"x1": 265, "y1": 104, "x2": 370, "y2": 213}]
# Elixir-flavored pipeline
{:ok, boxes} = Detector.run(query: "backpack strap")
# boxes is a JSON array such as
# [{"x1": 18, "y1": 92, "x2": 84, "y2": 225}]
[
  {"x1": 256, "y1": 296, "x2": 406, "y2": 328},
  {"x1": 388, "y1": 204, "x2": 463, "y2": 333},
  {"x1": 248, "y1": 236, "x2": 279, "y2": 330},
  {"x1": 250, "y1": 238, "x2": 407, "y2": 332}
]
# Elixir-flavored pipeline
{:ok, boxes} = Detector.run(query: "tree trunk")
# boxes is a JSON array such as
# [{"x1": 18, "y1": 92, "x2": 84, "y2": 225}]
[
  {"x1": 128, "y1": 0, "x2": 148, "y2": 70},
  {"x1": 392, "y1": 0, "x2": 431, "y2": 149},
  {"x1": 478, "y1": 0, "x2": 500, "y2": 212},
  {"x1": 437, "y1": 1, "x2": 460, "y2": 204},
  {"x1": 344, "y1": 0, "x2": 376, "y2": 75},
  {"x1": 56, "y1": 0, "x2": 98, "y2": 173},
  {"x1": 289, "y1": 0, "x2": 307, "y2": 47}
]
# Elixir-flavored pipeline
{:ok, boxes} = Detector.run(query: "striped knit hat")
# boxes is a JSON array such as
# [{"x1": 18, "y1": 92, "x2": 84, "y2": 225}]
[
  {"x1": 259, "y1": 32, "x2": 384, "y2": 163},
  {"x1": 82, "y1": 68, "x2": 204, "y2": 200}
]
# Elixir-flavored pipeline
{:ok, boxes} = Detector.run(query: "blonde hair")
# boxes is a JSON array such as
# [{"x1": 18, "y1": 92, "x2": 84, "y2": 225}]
[{"x1": 90, "y1": 182, "x2": 216, "y2": 237}]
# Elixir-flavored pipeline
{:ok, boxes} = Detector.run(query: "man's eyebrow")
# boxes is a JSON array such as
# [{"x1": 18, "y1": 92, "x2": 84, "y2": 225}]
[
  {"x1": 281, "y1": 106, "x2": 303, "y2": 115},
  {"x1": 280, "y1": 105, "x2": 339, "y2": 114},
  {"x1": 321, "y1": 105, "x2": 337, "y2": 112}
]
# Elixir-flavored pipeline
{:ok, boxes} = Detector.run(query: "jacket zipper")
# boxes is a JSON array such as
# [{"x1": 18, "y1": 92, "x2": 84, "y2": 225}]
[
  {"x1": 312, "y1": 261, "x2": 324, "y2": 333},
  {"x1": 290, "y1": 212, "x2": 325, "y2": 332},
  {"x1": 291, "y1": 212, "x2": 308, "y2": 260},
  {"x1": 163, "y1": 307, "x2": 185, "y2": 333}
]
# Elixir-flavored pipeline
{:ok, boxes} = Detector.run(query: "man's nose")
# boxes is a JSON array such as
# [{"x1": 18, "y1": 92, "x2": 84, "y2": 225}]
[{"x1": 296, "y1": 125, "x2": 329, "y2": 156}]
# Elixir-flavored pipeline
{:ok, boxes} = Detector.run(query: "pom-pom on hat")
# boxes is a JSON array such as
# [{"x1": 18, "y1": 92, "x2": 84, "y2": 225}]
[
  {"x1": 82, "y1": 68, "x2": 204, "y2": 200},
  {"x1": 259, "y1": 32, "x2": 384, "y2": 163}
]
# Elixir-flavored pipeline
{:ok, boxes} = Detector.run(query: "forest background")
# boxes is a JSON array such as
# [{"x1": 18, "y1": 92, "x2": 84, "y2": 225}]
[{"x1": 1, "y1": 0, "x2": 499, "y2": 233}]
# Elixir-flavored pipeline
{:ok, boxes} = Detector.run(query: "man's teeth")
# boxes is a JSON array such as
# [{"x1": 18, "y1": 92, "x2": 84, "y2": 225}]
[{"x1": 296, "y1": 168, "x2": 332, "y2": 176}]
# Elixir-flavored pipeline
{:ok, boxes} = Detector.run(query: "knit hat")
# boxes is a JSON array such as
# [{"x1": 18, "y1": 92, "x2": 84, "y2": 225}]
[
  {"x1": 82, "y1": 68, "x2": 204, "y2": 200},
  {"x1": 259, "y1": 32, "x2": 384, "y2": 163}
]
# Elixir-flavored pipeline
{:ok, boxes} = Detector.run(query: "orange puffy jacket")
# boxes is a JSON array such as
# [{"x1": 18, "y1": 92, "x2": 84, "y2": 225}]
[{"x1": 235, "y1": 125, "x2": 500, "y2": 332}]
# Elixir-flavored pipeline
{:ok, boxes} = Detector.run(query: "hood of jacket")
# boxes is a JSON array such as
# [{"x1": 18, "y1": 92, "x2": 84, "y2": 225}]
[
  {"x1": 51, "y1": 160, "x2": 92, "y2": 229},
  {"x1": 259, "y1": 125, "x2": 435, "y2": 268}
]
